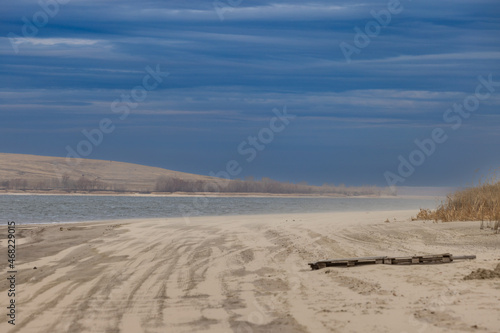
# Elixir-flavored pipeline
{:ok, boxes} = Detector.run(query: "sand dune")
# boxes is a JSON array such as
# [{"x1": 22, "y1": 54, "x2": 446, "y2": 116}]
[{"x1": 1, "y1": 211, "x2": 499, "y2": 332}]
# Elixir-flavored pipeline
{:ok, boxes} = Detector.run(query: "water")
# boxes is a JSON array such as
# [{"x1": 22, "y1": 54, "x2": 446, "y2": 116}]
[{"x1": 0, "y1": 195, "x2": 442, "y2": 224}]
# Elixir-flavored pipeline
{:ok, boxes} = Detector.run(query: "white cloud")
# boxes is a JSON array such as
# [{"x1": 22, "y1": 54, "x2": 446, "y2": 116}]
[
  {"x1": 359, "y1": 51, "x2": 500, "y2": 63},
  {"x1": 10, "y1": 38, "x2": 100, "y2": 47}
]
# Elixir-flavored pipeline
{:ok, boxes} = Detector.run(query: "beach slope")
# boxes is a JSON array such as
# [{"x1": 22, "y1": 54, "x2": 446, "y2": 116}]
[{"x1": 1, "y1": 211, "x2": 499, "y2": 332}]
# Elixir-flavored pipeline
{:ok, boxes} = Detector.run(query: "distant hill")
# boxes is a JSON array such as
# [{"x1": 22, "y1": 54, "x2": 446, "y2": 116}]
[
  {"x1": 0, "y1": 153, "x2": 388, "y2": 196},
  {"x1": 0, "y1": 153, "x2": 213, "y2": 193}
]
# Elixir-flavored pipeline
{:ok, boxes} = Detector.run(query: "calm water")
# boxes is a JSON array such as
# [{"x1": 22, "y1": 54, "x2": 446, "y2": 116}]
[{"x1": 0, "y1": 195, "x2": 442, "y2": 225}]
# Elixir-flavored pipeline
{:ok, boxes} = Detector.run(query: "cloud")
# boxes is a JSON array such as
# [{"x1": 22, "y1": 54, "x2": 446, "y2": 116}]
[
  {"x1": 1, "y1": 0, "x2": 499, "y2": 185},
  {"x1": 9, "y1": 37, "x2": 100, "y2": 46}
]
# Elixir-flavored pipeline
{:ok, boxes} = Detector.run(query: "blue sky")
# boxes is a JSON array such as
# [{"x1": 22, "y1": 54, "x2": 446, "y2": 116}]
[{"x1": 1, "y1": 0, "x2": 499, "y2": 187}]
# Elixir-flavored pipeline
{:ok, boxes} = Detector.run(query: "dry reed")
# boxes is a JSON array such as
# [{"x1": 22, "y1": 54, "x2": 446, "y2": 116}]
[{"x1": 416, "y1": 180, "x2": 500, "y2": 223}]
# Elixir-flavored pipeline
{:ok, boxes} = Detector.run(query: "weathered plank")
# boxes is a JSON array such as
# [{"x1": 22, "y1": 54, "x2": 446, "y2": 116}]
[
  {"x1": 388, "y1": 253, "x2": 453, "y2": 265},
  {"x1": 308, "y1": 256, "x2": 387, "y2": 269},
  {"x1": 309, "y1": 253, "x2": 475, "y2": 270},
  {"x1": 453, "y1": 255, "x2": 476, "y2": 260}
]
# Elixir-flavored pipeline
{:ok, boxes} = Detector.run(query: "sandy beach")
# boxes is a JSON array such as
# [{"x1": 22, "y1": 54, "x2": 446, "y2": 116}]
[{"x1": 1, "y1": 210, "x2": 499, "y2": 333}]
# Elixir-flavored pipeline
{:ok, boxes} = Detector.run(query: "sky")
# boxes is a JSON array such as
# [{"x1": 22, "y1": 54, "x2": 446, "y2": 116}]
[{"x1": 1, "y1": 0, "x2": 499, "y2": 187}]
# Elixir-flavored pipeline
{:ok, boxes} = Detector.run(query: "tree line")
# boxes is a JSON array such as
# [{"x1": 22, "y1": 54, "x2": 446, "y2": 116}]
[
  {"x1": 0, "y1": 175, "x2": 117, "y2": 192},
  {"x1": 155, "y1": 176, "x2": 389, "y2": 196}
]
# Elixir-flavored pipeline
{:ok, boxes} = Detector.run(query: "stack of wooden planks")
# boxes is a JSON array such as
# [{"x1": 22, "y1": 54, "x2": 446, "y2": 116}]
[{"x1": 308, "y1": 253, "x2": 476, "y2": 270}]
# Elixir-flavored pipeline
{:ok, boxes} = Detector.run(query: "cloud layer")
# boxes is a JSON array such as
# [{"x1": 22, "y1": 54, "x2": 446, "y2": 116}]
[{"x1": 1, "y1": 0, "x2": 499, "y2": 186}]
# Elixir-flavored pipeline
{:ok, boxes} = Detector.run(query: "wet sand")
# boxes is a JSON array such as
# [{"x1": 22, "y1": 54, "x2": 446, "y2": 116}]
[{"x1": 1, "y1": 210, "x2": 499, "y2": 332}]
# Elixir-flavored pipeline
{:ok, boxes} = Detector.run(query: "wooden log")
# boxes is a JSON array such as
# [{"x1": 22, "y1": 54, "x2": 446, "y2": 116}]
[
  {"x1": 452, "y1": 255, "x2": 476, "y2": 260},
  {"x1": 308, "y1": 256, "x2": 387, "y2": 269},
  {"x1": 313, "y1": 256, "x2": 387, "y2": 263},
  {"x1": 309, "y1": 253, "x2": 475, "y2": 270}
]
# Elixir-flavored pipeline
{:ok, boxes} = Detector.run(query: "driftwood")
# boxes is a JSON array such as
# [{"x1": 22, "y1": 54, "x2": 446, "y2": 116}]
[{"x1": 308, "y1": 253, "x2": 476, "y2": 270}]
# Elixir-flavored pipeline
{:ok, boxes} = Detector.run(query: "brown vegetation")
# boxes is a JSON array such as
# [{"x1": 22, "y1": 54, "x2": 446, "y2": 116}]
[
  {"x1": 416, "y1": 180, "x2": 500, "y2": 224},
  {"x1": 154, "y1": 175, "x2": 388, "y2": 196},
  {"x1": 0, "y1": 175, "x2": 110, "y2": 192}
]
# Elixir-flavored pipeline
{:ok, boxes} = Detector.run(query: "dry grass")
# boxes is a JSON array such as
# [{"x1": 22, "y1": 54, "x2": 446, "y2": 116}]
[{"x1": 416, "y1": 180, "x2": 500, "y2": 223}]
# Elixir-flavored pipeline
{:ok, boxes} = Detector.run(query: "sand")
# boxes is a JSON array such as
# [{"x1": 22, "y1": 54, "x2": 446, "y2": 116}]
[{"x1": 1, "y1": 210, "x2": 499, "y2": 333}]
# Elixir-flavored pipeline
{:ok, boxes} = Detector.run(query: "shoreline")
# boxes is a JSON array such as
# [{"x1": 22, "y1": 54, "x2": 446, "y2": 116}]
[
  {"x1": 0, "y1": 190, "x2": 368, "y2": 198},
  {"x1": 1, "y1": 207, "x2": 431, "y2": 226},
  {"x1": 2, "y1": 207, "x2": 429, "y2": 226},
  {"x1": 0, "y1": 190, "x2": 440, "y2": 200},
  {"x1": 1, "y1": 210, "x2": 499, "y2": 332}
]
